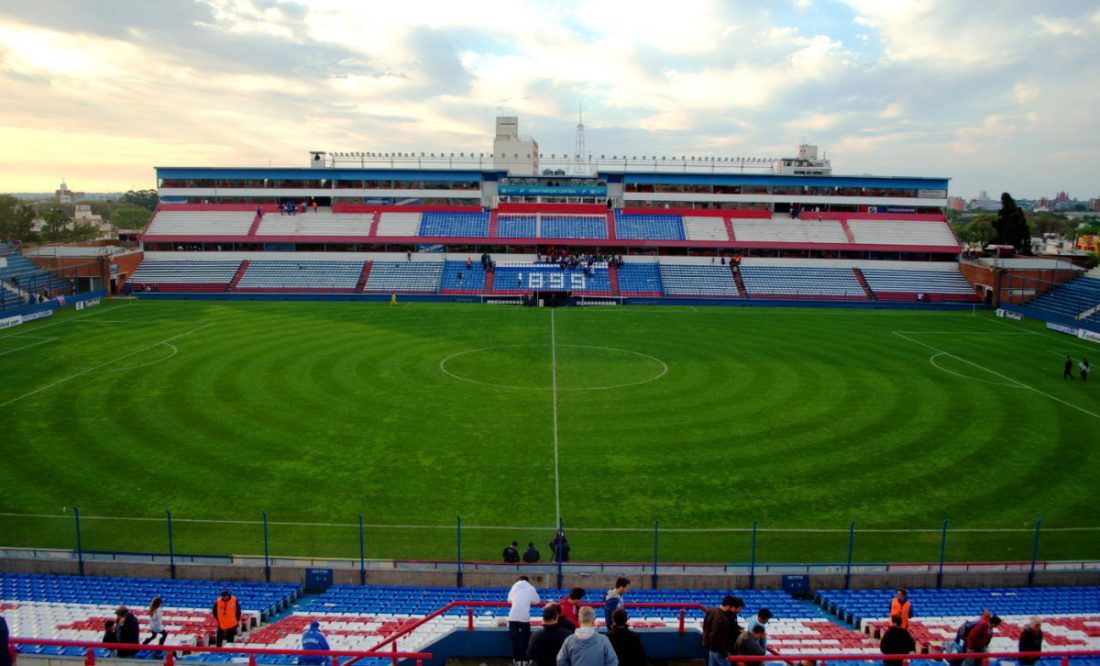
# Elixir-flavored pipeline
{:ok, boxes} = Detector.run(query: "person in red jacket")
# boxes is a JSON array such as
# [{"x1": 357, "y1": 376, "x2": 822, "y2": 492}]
[
  {"x1": 963, "y1": 614, "x2": 1001, "y2": 666},
  {"x1": 559, "y1": 588, "x2": 586, "y2": 631}
]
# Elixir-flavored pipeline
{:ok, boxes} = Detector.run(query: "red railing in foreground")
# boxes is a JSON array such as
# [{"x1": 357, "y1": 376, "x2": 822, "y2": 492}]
[
  {"x1": 9, "y1": 638, "x2": 430, "y2": 666},
  {"x1": 731, "y1": 650, "x2": 1100, "y2": 666}
]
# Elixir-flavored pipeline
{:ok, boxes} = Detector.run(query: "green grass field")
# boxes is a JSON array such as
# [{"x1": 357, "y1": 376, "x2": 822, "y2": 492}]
[{"x1": 1, "y1": 299, "x2": 1098, "y2": 565}]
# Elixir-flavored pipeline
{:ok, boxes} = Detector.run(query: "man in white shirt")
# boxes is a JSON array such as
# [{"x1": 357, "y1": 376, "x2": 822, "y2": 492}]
[{"x1": 508, "y1": 575, "x2": 541, "y2": 666}]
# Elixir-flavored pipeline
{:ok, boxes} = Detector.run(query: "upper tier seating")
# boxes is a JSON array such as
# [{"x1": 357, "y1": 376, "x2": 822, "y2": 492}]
[
  {"x1": 658, "y1": 264, "x2": 739, "y2": 297},
  {"x1": 617, "y1": 263, "x2": 664, "y2": 295},
  {"x1": 1026, "y1": 276, "x2": 1100, "y2": 323},
  {"x1": 740, "y1": 266, "x2": 866, "y2": 299},
  {"x1": 861, "y1": 269, "x2": 975, "y2": 299},
  {"x1": 848, "y1": 219, "x2": 957, "y2": 246},
  {"x1": 496, "y1": 216, "x2": 537, "y2": 238},
  {"x1": 493, "y1": 264, "x2": 611, "y2": 293},
  {"x1": 129, "y1": 260, "x2": 241, "y2": 286},
  {"x1": 733, "y1": 218, "x2": 848, "y2": 244},
  {"x1": 375, "y1": 213, "x2": 420, "y2": 236},
  {"x1": 145, "y1": 211, "x2": 255, "y2": 236},
  {"x1": 418, "y1": 212, "x2": 490, "y2": 237},
  {"x1": 236, "y1": 261, "x2": 363, "y2": 290},
  {"x1": 616, "y1": 214, "x2": 685, "y2": 240},
  {"x1": 362, "y1": 262, "x2": 443, "y2": 292},
  {"x1": 440, "y1": 261, "x2": 487, "y2": 292},
  {"x1": 257, "y1": 212, "x2": 374, "y2": 236},
  {"x1": 540, "y1": 215, "x2": 608, "y2": 239},
  {"x1": 683, "y1": 216, "x2": 729, "y2": 242}
]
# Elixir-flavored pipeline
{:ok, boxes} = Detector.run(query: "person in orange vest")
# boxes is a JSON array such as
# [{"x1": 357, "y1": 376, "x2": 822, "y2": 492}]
[
  {"x1": 889, "y1": 589, "x2": 911, "y2": 630},
  {"x1": 212, "y1": 589, "x2": 241, "y2": 646}
]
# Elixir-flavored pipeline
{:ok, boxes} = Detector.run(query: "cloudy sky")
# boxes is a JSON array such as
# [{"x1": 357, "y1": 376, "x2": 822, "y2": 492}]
[{"x1": 1, "y1": 0, "x2": 1098, "y2": 199}]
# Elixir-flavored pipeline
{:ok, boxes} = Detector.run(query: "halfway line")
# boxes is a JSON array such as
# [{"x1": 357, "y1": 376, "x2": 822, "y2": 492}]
[{"x1": 551, "y1": 309, "x2": 561, "y2": 528}]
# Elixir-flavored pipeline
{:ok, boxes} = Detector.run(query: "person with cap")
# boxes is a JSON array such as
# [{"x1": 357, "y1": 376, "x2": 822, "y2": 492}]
[
  {"x1": 607, "y1": 609, "x2": 647, "y2": 666},
  {"x1": 508, "y1": 575, "x2": 540, "y2": 666},
  {"x1": 702, "y1": 595, "x2": 743, "y2": 666},
  {"x1": 300, "y1": 620, "x2": 330, "y2": 665},
  {"x1": 114, "y1": 606, "x2": 141, "y2": 657},
  {"x1": 556, "y1": 606, "x2": 618, "y2": 666},
  {"x1": 890, "y1": 589, "x2": 912, "y2": 630},
  {"x1": 744, "y1": 608, "x2": 773, "y2": 651},
  {"x1": 528, "y1": 605, "x2": 571, "y2": 666},
  {"x1": 1018, "y1": 617, "x2": 1043, "y2": 666},
  {"x1": 212, "y1": 589, "x2": 242, "y2": 647}
]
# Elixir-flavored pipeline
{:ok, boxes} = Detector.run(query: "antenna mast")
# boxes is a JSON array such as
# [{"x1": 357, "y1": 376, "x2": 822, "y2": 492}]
[{"x1": 573, "y1": 101, "x2": 587, "y2": 176}]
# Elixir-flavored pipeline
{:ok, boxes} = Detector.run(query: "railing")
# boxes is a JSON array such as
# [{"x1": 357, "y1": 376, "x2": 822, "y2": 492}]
[
  {"x1": 734, "y1": 651, "x2": 1100, "y2": 666},
  {"x1": 10, "y1": 638, "x2": 431, "y2": 666}
]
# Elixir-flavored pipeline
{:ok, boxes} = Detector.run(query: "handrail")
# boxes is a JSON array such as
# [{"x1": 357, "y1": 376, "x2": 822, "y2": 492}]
[
  {"x1": 345, "y1": 600, "x2": 708, "y2": 666},
  {"x1": 11, "y1": 637, "x2": 431, "y2": 666},
  {"x1": 732, "y1": 650, "x2": 1100, "y2": 664}
]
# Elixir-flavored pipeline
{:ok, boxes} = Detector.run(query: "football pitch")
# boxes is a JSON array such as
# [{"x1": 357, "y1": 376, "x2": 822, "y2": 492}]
[{"x1": 1, "y1": 299, "x2": 1098, "y2": 565}]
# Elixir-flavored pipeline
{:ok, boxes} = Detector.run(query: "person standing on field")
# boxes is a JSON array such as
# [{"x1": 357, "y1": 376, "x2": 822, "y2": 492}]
[
  {"x1": 1064, "y1": 356, "x2": 1074, "y2": 379},
  {"x1": 1080, "y1": 358, "x2": 1089, "y2": 382}
]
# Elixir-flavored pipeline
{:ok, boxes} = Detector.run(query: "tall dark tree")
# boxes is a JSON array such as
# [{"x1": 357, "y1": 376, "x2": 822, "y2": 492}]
[
  {"x1": 119, "y1": 189, "x2": 159, "y2": 211},
  {"x1": 993, "y1": 192, "x2": 1031, "y2": 255}
]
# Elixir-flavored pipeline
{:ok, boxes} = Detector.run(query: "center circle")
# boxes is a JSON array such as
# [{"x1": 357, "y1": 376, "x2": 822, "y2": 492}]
[{"x1": 440, "y1": 344, "x2": 668, "y2": 391}]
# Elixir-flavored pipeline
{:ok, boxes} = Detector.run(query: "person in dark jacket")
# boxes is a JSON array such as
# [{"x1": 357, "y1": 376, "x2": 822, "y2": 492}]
[
  {"x1": 300, "y1": 620, "x2": 330, "y2": 665},
  {"x1": 1018, "y1": 618, "x2": 1043, "y2": 666},
  {"x1": 549, "y1": 531, "x2": 571, "y2": 563},
  {"x1": 732, "y1": 625, "x2": 766, "y2": 663},
  {"x1": 503, "y1": 541, "x2": 521, "y2": 563},
  {"x1": 607, "y1": 609, "x2": 647, "y2": 666},
  {"x1": 523, "y1": 542, "x2": 541, "y2": 563},
  {"x1": 880, "y1": 614, "x2": 916, "y2": 666},
  {"x1": 702, "y1": 595, "x2": 743, "y2": 666},
  {"x1": 1, "y1": 615, "x2": 12, "y2": 666},
  {"x1": 114, "y1": 606, "x2": 141, "y2": 658},
  {"x1": 528, "y1": 605, "x2": 571, "y2": 666}
]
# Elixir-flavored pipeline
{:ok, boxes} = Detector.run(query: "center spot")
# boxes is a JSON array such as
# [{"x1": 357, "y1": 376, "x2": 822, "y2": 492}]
[{"x1": 440, "y1": 344, "x2": 667, "y2": 391}]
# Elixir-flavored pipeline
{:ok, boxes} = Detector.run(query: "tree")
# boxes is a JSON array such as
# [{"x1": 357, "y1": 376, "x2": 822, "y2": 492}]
[
  {"x1": 1028, "y1": 212, "x2": 1069, "y2": 237},
  {"x1": 119, "y1": 189, "x2": 158, "y2": 211},
  {"x1": 41, "y1": 207, "x2": 71, "y2": 241},
  {"x1": 0, "y1": 195, "x2": 37, "y2": 243},
  {"x1": 111, "y1": 206, "x2": 153, "y2": 230},
  {"x1": 960, "y1": 215, "x2": 996, "y2": 246},
  {"x1": 993, "y1": 192, "x2": 1031, "y2": 254}
]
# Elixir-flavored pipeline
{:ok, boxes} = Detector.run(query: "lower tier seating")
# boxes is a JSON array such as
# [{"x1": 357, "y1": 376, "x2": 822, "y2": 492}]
[
  {"x1": 1026, "y1": 276, "x2": 1100, "y2": 323},
  {"x1": 362, "y1": 262, "x2": 443, "y2": 292},
  {"x1": 129, "y1": 261, "x2": 241, "y2": 288},
  {"x1": 440, "y1": 261, "x2": 487, "y2": 292},
  {"x1": 492, "y1": 264, "x2": 611, "y2": 293},
  {"x1": 861, "y1": 269, "x2": 977, "y2": 301},
  {"x1": 617, "y1": 264, "x2": 665, "y2": 295},
  {"x1": 740, "y1": 266, "x2": 866, "y2": 299},
  {"x1": 658, "y1": 264, "x2": 739, "y2": 297},
  {"x1": 236, "y1": 261, "x2": 363, "y2": 291}
]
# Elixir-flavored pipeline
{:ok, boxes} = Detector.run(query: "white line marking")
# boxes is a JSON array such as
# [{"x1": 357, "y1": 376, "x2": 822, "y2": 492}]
[
  {"x1": 551, "y1": 309, "x2": 561, "y2": 528},
  {"x1": 91, "y1": 342, "x2": 178, "y2": 375},
  {"x1": 0, "y1": 305, "x2": 115, "y2": 341},
  {"x1": 894, "y1": 331, "x2": 1034, "y2": 335},
  {"x1": 929, "y1": 352, "x2": 1025, "y2": 387},
  {"x1": 439, "y1": 344, "x2": 667, "y2": 391},
  {"x1": 69, "y1": 319, "x2": 186, "y2": 325},
  {"x1": 0, "y1": 336, "x2": 58, "y2": 357},
  {"x1": 894, "y1": 330, "x2": 1100, "y2": 421},
  {"x1": 0, "y1": 323, "x2": 210, "y2": 408}
]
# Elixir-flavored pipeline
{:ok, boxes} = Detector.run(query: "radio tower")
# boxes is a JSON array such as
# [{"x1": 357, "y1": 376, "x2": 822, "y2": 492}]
[{"x1": 573, "y1": 101, "x2": 587, "y2": 176}]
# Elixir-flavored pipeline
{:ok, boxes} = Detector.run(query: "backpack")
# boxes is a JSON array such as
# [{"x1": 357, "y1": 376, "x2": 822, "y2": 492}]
[{"x1": 954, "y1": 620, "x2": 979, "y2": 646}]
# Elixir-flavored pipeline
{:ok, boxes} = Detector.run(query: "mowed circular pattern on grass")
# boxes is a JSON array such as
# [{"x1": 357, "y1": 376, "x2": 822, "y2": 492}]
[{"x1": 0, "y1": 301, "x2": 1097, "y2": 563}]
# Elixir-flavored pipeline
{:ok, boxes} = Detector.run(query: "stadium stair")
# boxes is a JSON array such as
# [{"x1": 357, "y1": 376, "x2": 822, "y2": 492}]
[
  {"x1": 733, "y1": 268, "x2": 748, "y2": 298},
  {"x1": 247, "y1": 212, "x2": 264, "y2": 236},
  {"x1": 355, "y1": 261, "x2": 372, "y2": 292},
  {"x1": 853, "y1": 268, "x2": 875, "y2": 300},
  {"x1": 839, "y1": 219, "x2": 857, "y2": 244},
  {"x1": 488, "y1": 210, "x2": 498, "y2": 238},
  {"x1": 227, "y1": 261, "x2": 250, "y2": 292},
  {"x1": 609, "y1": 264, "x2": 620, "y2": 296},
  {"x1": 368, "y1": 212, "x2": 381, "y2": 237},
  {"x1": 484, "y1": 269, "x2": 494, "y2": 294},
  {"x1": 606, "y1": 210, "x2": 617, "y2": 240},
  {"x1": 724, "y1": 217, "x2": 736, "y2": 241}
]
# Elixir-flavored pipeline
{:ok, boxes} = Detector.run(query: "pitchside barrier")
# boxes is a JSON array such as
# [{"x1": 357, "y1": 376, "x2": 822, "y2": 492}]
[{"x1": 1, "y1": 511, "x2": 1098, "y2": 588}]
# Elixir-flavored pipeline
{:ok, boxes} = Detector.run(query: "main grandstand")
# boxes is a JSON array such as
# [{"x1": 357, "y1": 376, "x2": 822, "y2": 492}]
[{"x1": 129, "y1": 117, "x2": 976, "y2": 307}]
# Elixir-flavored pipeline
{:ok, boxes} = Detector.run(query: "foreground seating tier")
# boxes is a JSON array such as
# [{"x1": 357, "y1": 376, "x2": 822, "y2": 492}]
[
  {"x1": 1026, "y1": 276, "x2": 1100, "y2": 323},
  {"x1": 740, "y1": 266, "x2": 865, "y2": 299},
  {"x1": 129, "y1": 261, "x2": 242, "y2": 285},
  {"x1": 440, "y1": 261, "x2": 487, "y2": 292},
  {"x1": 493, "y1": 264, "x2": 611, "y2": 293},
  {"x1": 617, "y1": 264, "x2": 664, "y2": 295},
  {"x1": 861, "y1": 269, "x2": 975, "y2": 298},
  {"x1": 658, "y1": 264, "x2": 739, "y2": 297},
  {"x1": 236, "y1": 261, "x2": 363, "y2": 290},
  {"x1": 362, "y1": 262, "x2": 443, "y2": 292}
]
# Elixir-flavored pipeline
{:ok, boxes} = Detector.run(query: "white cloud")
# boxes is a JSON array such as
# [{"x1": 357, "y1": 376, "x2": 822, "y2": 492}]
[{"x1": 1033, "y1": 14, "x2": 1085, "y2": 36}]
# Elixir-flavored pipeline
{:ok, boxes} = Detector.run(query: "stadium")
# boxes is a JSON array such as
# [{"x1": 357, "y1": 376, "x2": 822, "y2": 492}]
[{"x1": 2, "y1": 116, "x2": 1099, "y2": 666}]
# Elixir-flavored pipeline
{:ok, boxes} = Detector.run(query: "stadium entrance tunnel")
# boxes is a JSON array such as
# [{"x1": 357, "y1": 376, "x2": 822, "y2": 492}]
[
  {"x1": 417, "y1": 626, "x2": 704, "y2": 666},
  {"x1": 440, "y1": 344, "x2": 668, "y2": 390}
]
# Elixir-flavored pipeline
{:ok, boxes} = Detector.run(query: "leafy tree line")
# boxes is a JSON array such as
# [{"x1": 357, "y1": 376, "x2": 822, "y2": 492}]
[{"x1": 0, "y1": 189, "x2": 157, "y2": 243}]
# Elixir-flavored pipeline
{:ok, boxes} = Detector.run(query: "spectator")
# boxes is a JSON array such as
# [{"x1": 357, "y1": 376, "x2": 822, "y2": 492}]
[
  {"x1": 142, "y1": 596, "x2": 168, "y2": 645},
  {"x1": 212, "y1": 589, "x2": 241, "y2": 647},
  {"x1": 607, "y1": 609, "x2": 647, "y2": 666},
  {"x1": 1018, "y1": 618, "x2": 1043, "y2": 666},
  {"x1": 744, "y1": 608, "x2": 772, "y2": 651},
  {"x1": 101, "y1": 619, "x2": 116, "y2": 646},
  {"x1": 1064, "y1": 356, "x2": 1074, "y2": 379},
  {"x1": 732, "y1": 624, "x2": 766, "y2": 663},
  {"x1": 1081, "y1": 358, "x2": 1090, "y2": 382},
  {"x1": 890, "y1": 589, "x2": 912, "y2": 630},
  {"x1": 524, "y1": 542, "x2": 542, "y2": 563},
  {"x1": 300, "y1": 620, "x2": 330, "y2": 665},
  {"x1": 702, "y1": 595, "x2": 743, "y2": 666},
  {"x1": 528, "y1": 605, "x2": 571, "y2": 666},
  {"x1": 114, "y1": 606, "x2": 140, "y2": 657},
  {"x1": 1, "y1": 614, "x2": 11, "y2": 666},
  {"x1": 603, "y1": 577, "x2": 630, "y2": 631},
  {"x1": 508, "y1": 576, "x2": 540, "y2": 666},
  {"x1": 880, "y1": 614, "x2": 915, "y2": 666},
  {"x1": 549, "y1": 531, "x2": 571, "y2": 563},
  {"x1": 560, "y1": 588, "x2": 586, "y2": 631},
  {"x1": 964, "y1": 614, "x2": 1001, "y2": 666},
  {"x1": 504, "y1": 540, "x2": 521, "y2": 563},
  {"x1": 556, "y1": 606, "x2": 618, "y2": 666}
]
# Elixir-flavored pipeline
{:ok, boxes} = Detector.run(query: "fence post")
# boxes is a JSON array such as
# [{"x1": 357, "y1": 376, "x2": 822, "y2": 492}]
[
  {"x1": 262, "y1": 511, "x2": 270, "y2": 584},
  {"x1": 749, "y1": 520, "x2": 757, "y2": 590},
  {"x1": 937, "y1": 519, "x2": 949, "y2": 589},
  {"x1": 456, "y1": 515, "x2": 463, "y2": 588},
  {"x1": 651, "y1": 520, "x2": 659, "y2": 590},
  {"x1": 73, "y1": 506, "x2": 84, "y2": 577},
  {"x1": 1028, "y1": 519, "x2": 1043, "y2": 587},
  {"x1": 167, "y1": 510, "x2": 176, "y2": 580},
  {"x1": 844, "y1": 520, "x2": 855, "y2": 590},
  {"x1": 358, "y1": 514, "x2": 366, "y2": 586}
]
